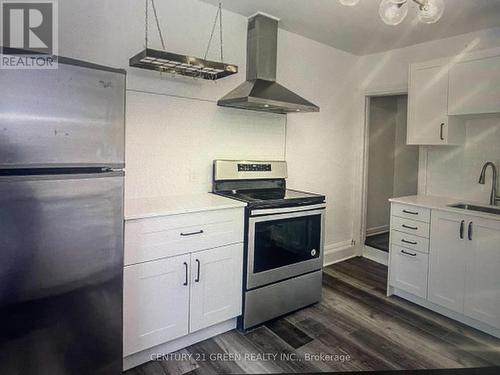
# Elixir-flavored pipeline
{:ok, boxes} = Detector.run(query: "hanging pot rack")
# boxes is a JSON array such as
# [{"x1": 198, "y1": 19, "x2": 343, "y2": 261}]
[{"x1": 129, "y1": 0, "x2": 238, "y2": 80}]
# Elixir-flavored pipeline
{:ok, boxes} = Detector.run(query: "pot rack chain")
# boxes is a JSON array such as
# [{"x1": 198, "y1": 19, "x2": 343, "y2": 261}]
[
  {"x1": 145, "y1": 0, "x2": 166, "y2": 50},
  {"x1": 204, "y1": 2, "x2": 224, "y2": 63},
  {"x1": 144, "y1": 0, "x2": 225, "y2": 64}
]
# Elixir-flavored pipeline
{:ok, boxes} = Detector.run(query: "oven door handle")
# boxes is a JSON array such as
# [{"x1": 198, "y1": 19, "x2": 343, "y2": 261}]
[{"x1": 250, "y1": 203, "x2": 326, "y2": 217}]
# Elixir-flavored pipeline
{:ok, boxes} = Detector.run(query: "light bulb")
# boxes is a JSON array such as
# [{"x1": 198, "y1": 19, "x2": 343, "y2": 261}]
[
  {"x1": 339, "y1": 0, "x2": 360, "y2": 6},
  {"x1": 379, "y1": 0, "x2": 408, "y2": 25},
  {"x1": 418, "y1": 0, "x2": 444, "y2": 24}
]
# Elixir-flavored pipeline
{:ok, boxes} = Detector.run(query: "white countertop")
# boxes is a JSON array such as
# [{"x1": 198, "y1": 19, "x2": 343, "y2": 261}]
[
  {"x1": 125, "y1": 193, "x2": 246, "y2": 220},
  {"x1": 389, "y1": 195, "x2": 500, "y2": 221}
]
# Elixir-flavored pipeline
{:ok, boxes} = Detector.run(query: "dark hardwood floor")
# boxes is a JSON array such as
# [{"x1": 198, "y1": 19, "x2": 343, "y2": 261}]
[
  {"x1": 124, "y1": 257, "x2": 500, "y2": 374},
  {"x1": 365, "y1": 232, "x2": 389, "y2": 252}
]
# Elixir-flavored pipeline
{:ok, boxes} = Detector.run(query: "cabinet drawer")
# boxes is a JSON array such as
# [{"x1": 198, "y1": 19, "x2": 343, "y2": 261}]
[
  {"x1": 390, "y1": 245, "x2": 429, "y2": 299},
  {"x1": 391, "y1": 216, "x2": 430, "y2": 238},
  {"x1": 392, "y1": 203, "x2": 430, "y2": 223},
  {"x1": 391, "y1": 230, "x2": 429, "y2": 254},
  {"x1": 125, "y1": 208, "x2": 244, "y2": 265}
]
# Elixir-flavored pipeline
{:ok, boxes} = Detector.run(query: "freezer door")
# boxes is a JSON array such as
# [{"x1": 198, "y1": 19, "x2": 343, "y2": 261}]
[
  {"x1": 0, "y1": 61, "x2": 125, "y2": 168},
  {"x1": 0, "y1": 172, "x2": 124, "y2": 375}
]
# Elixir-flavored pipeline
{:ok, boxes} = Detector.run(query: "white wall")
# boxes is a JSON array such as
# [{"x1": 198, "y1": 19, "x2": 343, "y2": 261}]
[
  {"x1": 393, "y1": 97, "x2": 419, "y2": 199},
  {"x1": 366, "y1": 95, "x2": 418, "y2": 235},
  {"x1": 423, "y1": 118, "x2": 500, "y2": 204},
  {"x1": 280, "y1": 29, "x2": 360, "y2": 255},
  {"x1": 366, "y1": 96, "x2": 397, "y2": 233},
  {"x1": 58, "y1": 0, "x2": 360, "y2": 258}
]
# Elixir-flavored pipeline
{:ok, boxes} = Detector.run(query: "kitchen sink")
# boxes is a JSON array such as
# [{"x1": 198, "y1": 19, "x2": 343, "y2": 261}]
[{"x1": 448, "y1": 203, "x2": 500, "y2": 216}]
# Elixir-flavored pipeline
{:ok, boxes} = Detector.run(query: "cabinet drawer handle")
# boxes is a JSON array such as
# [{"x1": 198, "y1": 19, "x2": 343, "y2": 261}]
[
  {"x1": 401, "y1": 250, "x2": 417, "y2": 257},
  {"x1": 402, "y1": 209, "x2": 418, "y2": 215},
  {"x1": 180, "y1": 230, "x2": 204, "y2": 237},
  {"x1": 401, "y1": 239, "x2": 418, "y2": 245},
  {"x1": 402, "y1": 224, "x2": 418, "y2": 230},
  {"x1": 459, "y1": 220, "x2": 465, "y2": 239},
  {"x1": 195, "y1": 259, "x2": 201, "y2": 282},
  {"x1": 440, "y1": 123, "x2": 445, "y2": 141},
  {"x1": 468, "y1": 221, "x2": 473, "y2": 241},
  {"x1": 183, "y1": 262, "x2": 189, "y2": 286}
]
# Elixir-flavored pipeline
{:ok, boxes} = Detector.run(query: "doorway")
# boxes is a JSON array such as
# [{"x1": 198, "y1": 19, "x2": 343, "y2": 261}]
[{"x1": 363, "y1": 95, "x2": 419, "y2": 264}]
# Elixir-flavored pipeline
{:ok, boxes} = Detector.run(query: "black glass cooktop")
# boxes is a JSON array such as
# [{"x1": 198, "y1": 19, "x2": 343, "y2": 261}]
[{"x1": 216, "y1": 188, "x2": 325, "y2": 208}]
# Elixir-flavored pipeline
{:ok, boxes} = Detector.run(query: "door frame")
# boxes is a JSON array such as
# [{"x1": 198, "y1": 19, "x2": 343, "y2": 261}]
[{"x1": 355, "y1": 86, "x2": 409, "y2": 257}]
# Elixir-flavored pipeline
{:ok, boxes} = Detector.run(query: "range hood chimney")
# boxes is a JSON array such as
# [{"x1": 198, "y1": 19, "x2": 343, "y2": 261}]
[{"x1": 217, "y1": 13, "x2": 320, "y2": 114}]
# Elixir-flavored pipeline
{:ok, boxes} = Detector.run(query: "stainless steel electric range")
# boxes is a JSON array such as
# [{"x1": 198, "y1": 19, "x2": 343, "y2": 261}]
[{"x1": 213, "y1": 160, "x2": 326, "y2": 330}]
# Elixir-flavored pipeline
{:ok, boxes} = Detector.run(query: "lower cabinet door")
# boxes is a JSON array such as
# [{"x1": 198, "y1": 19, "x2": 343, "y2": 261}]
[
  {"x1": 464, "y1": 217, "x2": 500, "y2": 329},
  {"x1": 123, "y1": 254, "x2": 190, "y2": 356},
  {"x1": 428, "y1": 210, "x2": 467, "y2": 313},
  {"x1": 390, "y1": 245, "x2": 429, "y2": 299},
  {"x1": 189, "y1": 243, "x2": 243, "y2": 333}
]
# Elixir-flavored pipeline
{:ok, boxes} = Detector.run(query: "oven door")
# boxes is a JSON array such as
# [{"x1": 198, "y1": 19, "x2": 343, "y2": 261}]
[{"x1": 247, "y1": 207, "x2": 325, "y2": 290}]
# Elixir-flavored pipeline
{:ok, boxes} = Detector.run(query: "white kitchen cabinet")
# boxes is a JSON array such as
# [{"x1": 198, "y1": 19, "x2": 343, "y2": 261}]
[
  {"x1": 190, "y1": 244, "x2": 243, "y2": 333},
  {"x1": 391, "y1": 230, "x2": 429, "y2": 254},
  {"x1": 125, "y1": 208, "x2": 244, "y2": 266},
  {"x1": 392, "y1": 203, "x2": 430, "y2": 223},
  {"x1": 389, "y1": 197, "x2": 500, "y2": 338},
  {"x1": 407, "y1": 63, "x2": 464, "y2": 146},
  {"x1": 391, "y1": 216, "x2": 430, "y2": 238},
  {"x1": 123, "y1": 206, "x2": 245, "y2": 360},
  {"x1": 407, "y1": 63, "x2": 447, "y2": 145},
  {"x1": 449, "y1": 54, "x2": 500, "y2": 115},
  {"x1": 464, "y1": 217, "x2": 500, "y2": 329},
  {"x1": 390, "y1": 245, "x2": 429, "y2": 299},
  {"x1": 428, "y1": 210, "x2": 468, "y2": 313},
  {"x1": 124, "y1": 254, "x2": 190, "y2": 356}
]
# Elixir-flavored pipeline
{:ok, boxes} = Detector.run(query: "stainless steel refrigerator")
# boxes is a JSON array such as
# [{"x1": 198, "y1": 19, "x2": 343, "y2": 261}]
[{"x1": 0, "y1": 57, "x2": 126, "y2": 374}]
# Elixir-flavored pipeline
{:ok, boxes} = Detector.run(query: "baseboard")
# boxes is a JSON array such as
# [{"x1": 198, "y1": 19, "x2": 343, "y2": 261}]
[
  {"x1": 362, "y1": 245, "x2": 388, "y2": 266},
  {"x1": 323, "y1": 240, "x2": 356, "y2": 266},
  {"x1": 366, "y1": 225, "x2": 389, "y2": 236},
  {"x1": 393, "y1": 288, "x2": 500, "y2": 339},
  {"x1": 123, "y1": 318, "x2": 237, "y2": 371}
]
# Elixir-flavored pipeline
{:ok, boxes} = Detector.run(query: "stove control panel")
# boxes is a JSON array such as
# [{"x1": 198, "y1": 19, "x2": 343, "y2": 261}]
[
  {"x1": 214, "y1": 160, "x2": 287, "y2": 180},
  {"x1": 238, "y1": 163, "x2": 272, "y2": 172}
]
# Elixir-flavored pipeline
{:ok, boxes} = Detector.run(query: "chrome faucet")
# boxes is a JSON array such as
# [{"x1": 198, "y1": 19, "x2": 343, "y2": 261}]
[{"x1": 478, "y1": 162, "x2": 500, "y2": 206}]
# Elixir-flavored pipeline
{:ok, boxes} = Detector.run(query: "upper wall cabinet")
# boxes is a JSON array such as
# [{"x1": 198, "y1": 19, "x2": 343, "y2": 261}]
[
  {"x1": 407, "y1": 62, "x2": 464, "y2": 145},
  {"x1": 407, "y1": 47, "x2": 500, "y2": 146},
  {"x1": 449, "y1": 54, "x2": 500, "y2": 116}
]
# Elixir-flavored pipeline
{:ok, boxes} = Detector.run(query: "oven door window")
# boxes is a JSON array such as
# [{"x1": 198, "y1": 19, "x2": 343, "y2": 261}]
[{"x1": 253, "y1": 214, "x2": 321, "y2": 274}]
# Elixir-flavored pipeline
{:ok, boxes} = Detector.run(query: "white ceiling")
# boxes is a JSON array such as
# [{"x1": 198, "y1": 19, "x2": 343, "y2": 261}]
[{"x1": 200, "y1": 0, "x2": 500, "y2": 55}]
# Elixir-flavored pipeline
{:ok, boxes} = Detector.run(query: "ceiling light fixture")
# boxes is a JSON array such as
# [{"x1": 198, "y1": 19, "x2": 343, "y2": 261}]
[
  {"x1": 379, "y1": 0, "x2": 408, "y2": 26},
  {"x1": 339, "y1": 0, "x2": 445, "y2": 26}
]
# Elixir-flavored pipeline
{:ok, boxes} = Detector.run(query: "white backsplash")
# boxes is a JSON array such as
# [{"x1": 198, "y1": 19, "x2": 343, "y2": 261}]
[
  {"x1": 424, "y1": 117, "x2": 500, "y2": 204},
  {"x1": 125, "y1": 91, "x2": 286, "y2": 200}
]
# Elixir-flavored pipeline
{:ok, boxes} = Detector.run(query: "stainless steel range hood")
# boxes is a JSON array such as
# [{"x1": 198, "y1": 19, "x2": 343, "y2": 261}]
[{"x1": 218, "y1": 13, "x2": 320, "y2": 114}]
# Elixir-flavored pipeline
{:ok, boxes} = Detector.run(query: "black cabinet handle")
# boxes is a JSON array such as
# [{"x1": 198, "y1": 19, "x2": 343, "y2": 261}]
[
  {"x1": 195, "y1": 259, "x2": 201, "y2": 282},
  {"x1": 403, "y1": 209, "x2": 419, "y2": 215},
  {"x1": 459, "y1": 220, "x2": 465, "y2": 239},
  {"x1": 401, "y1": 239, "x2": 418, "y2": 245},
  {"x1": 180, "y1": 230, "x2": 204, "y2": 237},
  {"x1": 402, "y1": 224, "x2": 418, "y2": 230},
  {"x1": 440, "y1": 123, "x2": 445, "y2": 140},
  {"x1": 468, "y1": 222, "x2": 473, "y2": 241},
  {"x1": 183, "y1": 262, "x2": 188, "y2": 286},
  {"x1": 401, "y1": 250, "x2": 417, "y2": 257}
]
